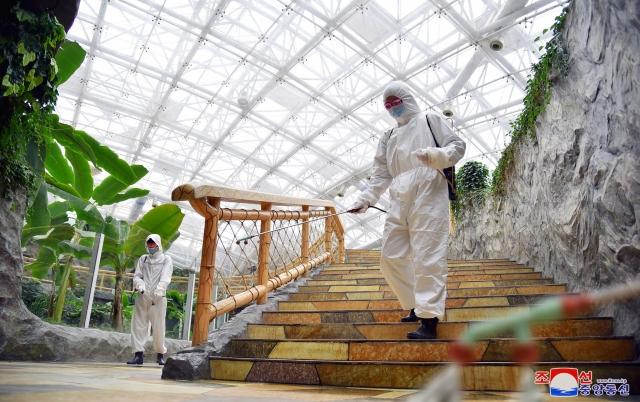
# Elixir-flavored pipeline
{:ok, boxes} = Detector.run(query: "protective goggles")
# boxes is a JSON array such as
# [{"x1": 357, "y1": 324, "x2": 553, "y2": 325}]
[{"x1": 384, "y1": 98, "x2": 403, "y2": 110}]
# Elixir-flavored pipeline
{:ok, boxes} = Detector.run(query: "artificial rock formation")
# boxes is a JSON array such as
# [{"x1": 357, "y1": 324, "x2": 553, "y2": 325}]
[
  {"x1": 0, "y1": 188, "x2": 189, "y2": 362},
  {"x1": 449, "y1": 0, "x2": 640, "y2": 356}
]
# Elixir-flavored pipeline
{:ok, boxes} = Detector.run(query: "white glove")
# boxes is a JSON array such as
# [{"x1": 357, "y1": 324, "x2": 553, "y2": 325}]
[
  {"x1": 154, "y1": 289, "x2": 165, "y2": 300},
  {"x1": 412, "y1": 147, "x2": 451, "y2": 170},
  {"x1": 137, "y1": 283, "x2": 146, "y2": 294},
  {"x1": 348, "y1": 201, "x2": 369, "y2": 214}
]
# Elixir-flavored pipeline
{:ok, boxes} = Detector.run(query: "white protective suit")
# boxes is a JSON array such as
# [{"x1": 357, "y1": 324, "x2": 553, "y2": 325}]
[
  {"x1": 357, "y1": 81, "x2": 466, "y2": 319},
  {"x1": 131, "y1": 234, "x2": 173, "y2": 354}
]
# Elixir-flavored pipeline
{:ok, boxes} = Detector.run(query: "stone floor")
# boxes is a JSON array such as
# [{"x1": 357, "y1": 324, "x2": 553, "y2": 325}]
[{"x1": 0, "y1": 362, "x2": 636, "y2": 401}]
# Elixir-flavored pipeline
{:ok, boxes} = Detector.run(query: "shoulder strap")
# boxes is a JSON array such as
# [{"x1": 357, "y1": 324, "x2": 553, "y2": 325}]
[
  {"x1": 426, "y1": 114, "x2": 439, "y2": 148},
  {"x1": 388, "y1": 128, "x2": 394, "y2": 139}
]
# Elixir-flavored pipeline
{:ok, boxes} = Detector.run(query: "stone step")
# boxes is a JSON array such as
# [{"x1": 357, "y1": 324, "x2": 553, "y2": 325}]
[
  {"x1": 279, "y1": 293, "x2": 570, "y2": 311},
  {"x1": 306, "y1": 273, "x2": 543, "y2": 286},
  {"x1": 314, "y1": 268, "x2": 536, "y2": 280},
  {"x1": 298, "y1": 279, "x2": 556, "y2": 293},
  {"x1": 286, "y1": 284, "x2": 567, "y2": 301},
  {"x1": 247, "y1": 317, "x2": 613, "y2": 340},
  {"x1": 262, "y1": 304, "x2": 586, "y2": 324},
  {"x1": 289, "y1": 292, "x2": 554, "y2": 308},
  {"x1": 224, "y1": 336, "x2": 634, "y2": 363},
  {"x1": 320, "y1": 264, "x2": 527, "y2": 273},
  {"x1": 209, "y1": 358, "x2": 640, "y2": 390}
]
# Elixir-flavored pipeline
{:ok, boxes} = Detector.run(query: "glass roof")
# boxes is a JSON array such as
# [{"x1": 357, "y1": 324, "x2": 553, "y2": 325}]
[{"x1": 57, "y1": 0, "x2": 567, "y2": 262}]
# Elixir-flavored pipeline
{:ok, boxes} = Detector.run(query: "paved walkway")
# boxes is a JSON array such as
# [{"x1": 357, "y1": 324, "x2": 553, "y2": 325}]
[{"x1": 0, "y1": 362, "x2": 635, "y2": 401}]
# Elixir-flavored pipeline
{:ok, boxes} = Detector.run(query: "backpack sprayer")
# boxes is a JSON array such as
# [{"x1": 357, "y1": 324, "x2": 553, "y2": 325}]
[{"x1": 235, "y1": 205, "x2": 387, "y2": 245}]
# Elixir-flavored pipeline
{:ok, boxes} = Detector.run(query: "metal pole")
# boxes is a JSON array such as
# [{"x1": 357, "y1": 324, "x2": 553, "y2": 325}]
[
  {"x1": 79, "y1": 233, "x2": 104, "y2": 328},
  {"x1": 182, "y1": 272, "x2": 195, "y2": 341}
]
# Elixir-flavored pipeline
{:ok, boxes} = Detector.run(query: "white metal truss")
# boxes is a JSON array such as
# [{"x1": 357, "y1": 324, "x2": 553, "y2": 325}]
[{"x1": 56, "y1": 0, "x2": 568, "y2": 253}]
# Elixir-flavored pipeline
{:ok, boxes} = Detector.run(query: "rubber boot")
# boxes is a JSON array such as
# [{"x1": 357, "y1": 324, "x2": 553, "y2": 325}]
[
  {"x1": 127, "y1": 351, "x2": 143, "y2": 365},
  {"x1": 400, "y1": 308, "x2": 419, "y2": 322},
  {"x1": 407, "y1": 317, "x2": 439, "y2": 339},
  {"x1": 157, "y1": 353, "x2": 165, "y2": 365}
]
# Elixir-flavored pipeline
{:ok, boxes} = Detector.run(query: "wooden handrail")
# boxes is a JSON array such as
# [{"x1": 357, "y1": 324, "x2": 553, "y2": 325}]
[
  {"x1": 172, "y1": 182, "x2": 334, "y2": 207},
  {"x1": 172, "y1": 182, "x2": 345, "y2": 346}
]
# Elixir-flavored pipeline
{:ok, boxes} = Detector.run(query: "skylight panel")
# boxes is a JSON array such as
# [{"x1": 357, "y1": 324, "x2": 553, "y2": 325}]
[{"x1": 100, "y1": 5, "x2": 152, "y2": 59}]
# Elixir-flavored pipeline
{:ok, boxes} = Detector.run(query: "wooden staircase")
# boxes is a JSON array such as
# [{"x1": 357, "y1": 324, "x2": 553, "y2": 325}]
[{"x1": 209, "y1": 250, "x2": 639, "y2": 390}]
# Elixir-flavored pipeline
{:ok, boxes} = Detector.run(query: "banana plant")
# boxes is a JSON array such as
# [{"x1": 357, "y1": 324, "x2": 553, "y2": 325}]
[
  {"x1": 22, "y1": 40, "x2": 152, "y2": 322},
  {"x1": 101, "y1": 204, "x2": 184, "y2": 331}
]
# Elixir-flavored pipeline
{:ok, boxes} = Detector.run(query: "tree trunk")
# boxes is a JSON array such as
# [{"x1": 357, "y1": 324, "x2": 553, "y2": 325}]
[
  {"x1": 111, "y1": 270, "x2": 124, "y2": 332},
  {"x1": 53, "y1": 258, "x2": 73, "y2": 322},
  {"x1": 47, "y1": 264, "x2": 58, "y2": 318}
]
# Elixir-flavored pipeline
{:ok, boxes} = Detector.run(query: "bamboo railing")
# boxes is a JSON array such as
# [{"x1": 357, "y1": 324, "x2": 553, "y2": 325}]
[{"x1": 172, "y1": 182, "x2": 345, "y2": 346}]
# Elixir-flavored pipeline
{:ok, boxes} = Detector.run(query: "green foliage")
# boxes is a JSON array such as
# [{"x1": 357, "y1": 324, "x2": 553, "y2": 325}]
[
  {"x1": 450, "y1": 161, "x2": 490, "y2": 220},
  {"x1": 491, "y1": 6, "x2": 570, "y2": 196},
  {"x1": 457, "y1": 161, "x2": 490, "y2": 195},
  {"x1": 0, "y1": 4, "x2": 65, "y2": 108},
  {"x1": 0, "y1": 3, "x2": 87, "y2": 198},
  {"x1": 0, "y1": 107, "x2": 50, "y2": 198},
  {"x1": 21, "y1": 278, "x2": 43, "y2": 307},
  {"x1": 165, "y1": 289, "x2": 194, "y2": 339}
]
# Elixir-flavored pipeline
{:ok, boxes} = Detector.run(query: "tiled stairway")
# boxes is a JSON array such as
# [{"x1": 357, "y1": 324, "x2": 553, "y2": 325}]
[{"x1": 210, "y1": 250, "x2": 639, "y2": 390}]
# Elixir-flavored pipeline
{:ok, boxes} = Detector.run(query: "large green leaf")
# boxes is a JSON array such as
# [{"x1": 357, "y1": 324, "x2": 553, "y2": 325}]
[
  {"x1": 25, "y1": 139, "x2": 46, "y2": 180},
  {"x1": 58, "y1": 240, "x2": 93, "y2": 260},
  {"x1": 51, "y1": 120, "x2": 97, "y2": 165},
  {"x1": 98, "y1": 187, "x2": 150, "y2": 206},
  {"x1": 28, "y1": 247, "x2": 57, "y2": 279},
  {"x1": 45, "y1": 173, "x2": 81, "y2": 198},
  {"x1": 45, "y1": 140, "x2": 75, "y2": 186},
  {"x1": 78, "y1": 236, "x2": 94, "y2": 248},
  {"x1": 65, "y1": 148, "x2": 93, "y2": 199},
  {"x1": 163, "y1": 230, "x2": 181, "y2": 252},
  {"x1": 92, "y1": 164, "x2": 148, "y2": 203},
  {"x1": 55, "y1": 40, "x2": 86, "y2": 86},
  {"x1": 74, "y1": 130, "x2": 136, "y2": 184},
  {"x1": 48, "y1": 200, "x2": 69, "y2": 218},
  {"x1": 124, "y1": 204, "x2": 185, "y2": 258},
  {"x1": 46, "y1": 184, "x2": 104, "y2": 230},
  {"x1": 23, "y1": 182, "x2": 52, "y2": 246}
]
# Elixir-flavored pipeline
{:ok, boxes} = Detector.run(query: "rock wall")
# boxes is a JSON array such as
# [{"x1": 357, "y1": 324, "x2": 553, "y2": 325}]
[
  {"x1": 0, "y1": 188, "x2": 189, "y2": 362},
  {"x1": 449, "y1": 0, "x2": 640, "y2": 357}
]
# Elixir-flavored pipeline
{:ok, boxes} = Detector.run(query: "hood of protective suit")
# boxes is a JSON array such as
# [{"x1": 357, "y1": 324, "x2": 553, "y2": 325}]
[
  {"x1": 383, "y1": 81, "x2": 422, "y2": 126},
  {"x1": 146, "y1": 234, "x2": 164, "y2": 259}
]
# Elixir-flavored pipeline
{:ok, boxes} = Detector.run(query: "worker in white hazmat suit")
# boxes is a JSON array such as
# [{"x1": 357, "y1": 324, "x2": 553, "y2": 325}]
[
  {"x1": 126, "y1": 234, "x2": 173, "y2": 365},
  {"x1": 349, "y1": 81, "x2": 465, "y2": 339}
]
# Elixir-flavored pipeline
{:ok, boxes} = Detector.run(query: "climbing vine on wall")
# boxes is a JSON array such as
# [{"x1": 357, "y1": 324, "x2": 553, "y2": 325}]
[
  {"x1": 490, "y1": 5, "x2": 570, "y2": 196},
  {"x1": 0, "y1": 4, "x2": 65, "y2": 198},
  {"x1": 451, "y1": 161, "x2": 490, "y2": 220}
]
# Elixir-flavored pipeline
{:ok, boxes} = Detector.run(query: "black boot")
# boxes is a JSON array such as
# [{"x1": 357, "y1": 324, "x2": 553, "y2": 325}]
[
  {"x1": 157, "y1": 353, "x2": 165, "y2": 365},
  {"x1": 127, "y1": 351, "x2": 143, "y2": 365},
  {"x1": 400, "y1": 308, "x2": 420, "y2": 322},
  {"x1": 407, "y1": 317, "x2": 439, "y2": 339}
]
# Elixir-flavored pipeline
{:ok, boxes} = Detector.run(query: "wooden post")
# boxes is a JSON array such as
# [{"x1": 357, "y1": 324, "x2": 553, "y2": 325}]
[
  {"x1": 191, "y1": 197, "x2": 220, "y2": 346},
  {"x1": 257, "y1": 202, "x2": 272, "y2": 304},
  {"x1": 301, "y1": 205, "x2": 309, "y2": 277},
  {"x1": 324, "y1": 206, "x2": 333, "y2": 263},
  {"x1": 338, "y1": 236, "x2": 345, "y2": 263}
]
